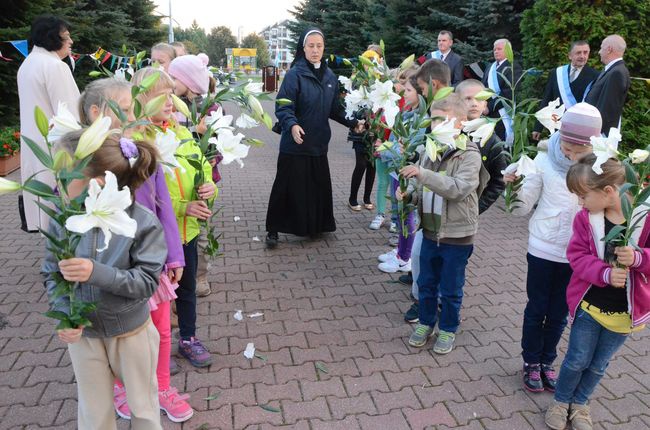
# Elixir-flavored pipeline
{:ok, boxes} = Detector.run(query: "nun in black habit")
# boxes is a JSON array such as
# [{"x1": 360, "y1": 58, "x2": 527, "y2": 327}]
[{"x1": 265, "y1": 28, "x2": 361, "y2": 248}]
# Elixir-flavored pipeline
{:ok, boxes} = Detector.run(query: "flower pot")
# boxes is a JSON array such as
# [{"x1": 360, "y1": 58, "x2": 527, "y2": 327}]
[{"x1": 0, "y1": 153, "x2": 20, "y2": 176}]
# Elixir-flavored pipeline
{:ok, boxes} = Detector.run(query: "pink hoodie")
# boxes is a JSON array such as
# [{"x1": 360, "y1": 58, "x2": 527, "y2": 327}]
[{"x1": 566, "y1": 208, "x2": 650, "y2": 327}]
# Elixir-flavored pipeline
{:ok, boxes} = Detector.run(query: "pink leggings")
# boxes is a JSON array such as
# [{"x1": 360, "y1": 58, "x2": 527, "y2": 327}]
[
  {"x1": 150, "y1": 300, "x2": 171, "y2": 391},
  {"x1": 114, "y1": 300, "x2": 171, "y2": 392}
]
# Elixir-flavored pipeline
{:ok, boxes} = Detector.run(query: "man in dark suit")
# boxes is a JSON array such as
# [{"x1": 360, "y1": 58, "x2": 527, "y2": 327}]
[
  {"x1": 585, "y1": 34, "x2": 631, "y2": 136},
  {"x1": 481, "y1": 38, "x2": 522, "y2": 144},
  {"x1": 532, "y1": 41, "x2": 599, "y2": 140},
  {"x1": 418, "y1": 30, "x2": 463, "y2": 86}
]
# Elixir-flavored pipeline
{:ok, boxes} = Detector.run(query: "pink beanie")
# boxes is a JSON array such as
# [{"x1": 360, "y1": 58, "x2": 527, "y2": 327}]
[
  {"x1": 559, "y1": 102, "x2": 602, "y2": 145},
  {"x1": 168, "y1": 54, "x2": 211, "y2": 95}
]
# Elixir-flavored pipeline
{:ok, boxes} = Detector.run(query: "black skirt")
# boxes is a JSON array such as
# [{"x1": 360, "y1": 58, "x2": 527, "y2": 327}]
[{"x1": 266, "y1": 153, "x2": 336, "y2": 236}]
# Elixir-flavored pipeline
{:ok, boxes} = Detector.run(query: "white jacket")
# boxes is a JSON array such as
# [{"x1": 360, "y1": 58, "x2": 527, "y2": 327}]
[{"x1": 511, "y1": 152, "x2": 580, "y2": 263}]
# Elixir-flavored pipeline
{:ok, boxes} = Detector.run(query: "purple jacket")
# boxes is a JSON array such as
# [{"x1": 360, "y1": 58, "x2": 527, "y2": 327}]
[
  {"x1": 566, "y1": 208, "x2": 650, "y2": 327},
  {"x1": 135, "y1": 164, "x2": 185, "y2": 269}
]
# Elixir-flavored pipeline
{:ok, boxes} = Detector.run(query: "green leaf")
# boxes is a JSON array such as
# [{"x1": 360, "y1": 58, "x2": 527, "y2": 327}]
[
  {"x1": 139, "y1": 72, "x2": 161, "y2": 91},
  {"x1": 203, "y1": 392, "x2": 221, "y2": 401},
  {"x1": 379, "y1": 39, "x2": 385, "y2": 56},
  {"x1": 45, "y1": 310, "x2": 70, "y2": 321},
  {"x1": 106, "y1": 100, "x2": 127, "y2": 124},
  {"x1": 603, "y1": 225, "x2": 627, "y2": 243},
  {"x1": 315, "y1": 361, "x2": 329, "y2": 374},
  {"x1": 504, "y1": 41, "x2": 514, "y2": 65},
  {"x1": 34, "y1": 201, "x2": 62, "y2": 227},
  {"x1": 88, "y1": 70, "x2": 102, "y2": 78},
  {"x1": 21, "y1": 134, "x2": 53, "y2": 169},
  {"x1": 23, "y1": 178, "x2": 56, "y2": 198},
  {"x1": 254, "y1": 352, "x2": 267, "y2": 362},
  {"x1": 434, "y1": 86, "x2": 453, "y2": 101},
  {"x1": 624, "y1": 161, "x2": 638, "y2": 185},
  {"x1": 258, "y1": 404, "x2": 280, "y2": 413}
]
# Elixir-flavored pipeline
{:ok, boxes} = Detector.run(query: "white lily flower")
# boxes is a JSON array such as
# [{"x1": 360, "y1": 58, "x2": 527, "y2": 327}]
[
  {"x1": 535, "y1": 98, "x2": 565, "y2": 133},
  {"x1": 65, "y1": 171, "x2": 137, "y2": 252},
  {"x1": 210, "y1": 129, "x2": 249, "y2": 167},
  {"x1": 248, "y1": 94, "x2": 264, "y2": 118},
  {"x1": 590, "y1": 128, "x2": 621, "y2": 174},
  {"x1": 114, "y1": 66, "x2": 134, "y2": 81},
  {"x1": 503, "y1": 154, "x2": 538, "y2": 177},
  {"x1": 235, "y1": 113, "x2": 259, "y2": 129},
  {"x1": 462, "y1": 117, "x2": 497, "y2": 147},
  {"x1": 205, "y1": 106, "x2": 234, "y2": 132},
  {"x1": 0, "y1": 177, "x2": 21, "y2": 195},
  {"x1": 48, "y1": 102, "x2": 81, "y2": 143},
  {"x1": 338, "y1": 75, "x2": 353, "y2": 93},
  {"x1": 368, "y1": 80, "x2": 400, "y2": 127},
  {"x1": 156, "y1": 129, "x2": 183, "y2": 176},
  {"x1": 430, "y1": 117, "x2": 460, "y2": 149},
  {"x1": 630, "y1": 149, "x2": 650, "y2": 164},
  {"x1": 74, "y1": 115, "x2": 114, "y2": 159},
  {"x1": 344, "y1": 87, "x2": 370, "y2": 119},
  {"x1": 244, "y1": 80, "x2": 264, "y2": 96}
]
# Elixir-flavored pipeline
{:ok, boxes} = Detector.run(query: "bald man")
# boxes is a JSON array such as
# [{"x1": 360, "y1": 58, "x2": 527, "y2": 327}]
[{"x1": 584, "y1": 34, "x2": 630, "y2": 135}]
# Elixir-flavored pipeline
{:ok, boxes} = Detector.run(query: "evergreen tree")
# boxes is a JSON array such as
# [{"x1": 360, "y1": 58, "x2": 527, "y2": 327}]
[
  {"x1": 287, "y1": 0, "x2": 327, "y2": 52},
  {"x1": 372, "y1": 0, "x2": 422, "y2": 65},
  {"x1": 206, "y1": 26, "x2": 237, "y2": 68},
  {"x1": 521, "y1": 0, "x2": 650, "y2": 151},
  {"x1": 241, "y1": 33, "x2": 271, "y2": 68},
  {"x1": 321, "y1": 0, "x2": 371, "y2": 58},
  {"x1": 174, "y1": 20, "x2": 208, "y2": 54}
]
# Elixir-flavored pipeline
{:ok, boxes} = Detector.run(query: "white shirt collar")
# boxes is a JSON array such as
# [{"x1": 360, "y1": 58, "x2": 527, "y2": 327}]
[
  {"x1": 497, "y1": 59, "x2": 507, "y2": 67},
  {"x1": 604, "y1": 57, "x2": 623, "y2": 72}
]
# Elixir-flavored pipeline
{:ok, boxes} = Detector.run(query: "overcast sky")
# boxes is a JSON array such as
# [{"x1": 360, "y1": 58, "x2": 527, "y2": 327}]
[{"x1": 151, "y1": 0, "x2": 302, "y2": 37}]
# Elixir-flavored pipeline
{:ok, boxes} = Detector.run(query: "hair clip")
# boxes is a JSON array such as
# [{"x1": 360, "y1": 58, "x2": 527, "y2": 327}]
[{"x1": 119, "y1": 137, "x2": 139, "y2": 167}]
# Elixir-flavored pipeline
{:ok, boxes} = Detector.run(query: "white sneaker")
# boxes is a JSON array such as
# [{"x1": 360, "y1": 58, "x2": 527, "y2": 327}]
[
  {"x1": 388, "y1": 222, "x2": 398, "y2": 233},
  {"x1": 378, "y1": 256, "x2": 411, "y2": 273},
  {"x1": 369, "y1": 214, "x2": 385, "y2": 230},
  {"x1": 378, "y1": 248, "x2": 398, "y2": 263}
]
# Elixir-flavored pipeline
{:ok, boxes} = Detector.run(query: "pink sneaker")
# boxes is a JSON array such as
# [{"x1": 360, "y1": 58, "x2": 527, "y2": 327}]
[
  {"x1": 159, "y1": 387, "x2": 194, "y2": 423},
  {"x1": 113, "y1": 383, "x2": 131, "y2": 420}
]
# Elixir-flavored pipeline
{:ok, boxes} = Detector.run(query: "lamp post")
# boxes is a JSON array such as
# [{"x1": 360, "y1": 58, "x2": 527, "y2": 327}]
[{"x1": 168, "y1": 0, "x2": 174, "y2": 43}]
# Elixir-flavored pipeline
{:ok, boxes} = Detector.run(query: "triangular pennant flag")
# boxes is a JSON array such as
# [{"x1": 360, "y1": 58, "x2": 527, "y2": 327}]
[
  {"x1": 10, "y1": 40, "x2": 28, "y2": 58},
  {"x1": 110, "y1": 55, "x2": 117, "y2": 69},
  {"x1": 101, "y1": 52, "x2": 111, "y2": 65}
]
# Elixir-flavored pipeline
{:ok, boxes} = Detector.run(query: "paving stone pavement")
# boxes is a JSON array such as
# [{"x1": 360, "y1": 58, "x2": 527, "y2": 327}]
[{"x1": 1, "y1": 99, "x2": 650, "y2": 429}]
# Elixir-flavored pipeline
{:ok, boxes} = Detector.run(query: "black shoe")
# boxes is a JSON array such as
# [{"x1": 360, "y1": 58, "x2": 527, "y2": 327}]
[
  {"x1": 523, "y1": 363, "x2": 544, "y2": 392},
  {"x1": 404, "y1": 302, "x2": 419, "y2": 323},
  {"x1": 398, "y1": 272, "x2": 413, "y2": 286},
  {"x1": 265, "y1": 232, "x2": 278, "y2": 249},
  {"x1": 541, "y1": 364, "x2": 557, "y2": 392}
]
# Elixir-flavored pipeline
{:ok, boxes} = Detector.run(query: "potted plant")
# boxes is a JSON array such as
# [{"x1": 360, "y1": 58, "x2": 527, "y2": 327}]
[{"x1": 0, "y1": 127, "x2": 21, "y2": 176}]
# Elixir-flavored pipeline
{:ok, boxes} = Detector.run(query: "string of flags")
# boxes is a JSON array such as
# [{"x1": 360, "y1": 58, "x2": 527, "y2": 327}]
[{"x1": 0, "y1": 40, "x2": 29, "y2": 61}]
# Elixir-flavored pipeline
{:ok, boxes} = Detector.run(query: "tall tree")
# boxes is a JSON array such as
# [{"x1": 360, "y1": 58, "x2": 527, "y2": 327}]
[
  {"x1": 321, "y1": 0, "x2": 371, "y2": 58},
  {"x1": 175, "y1": 20, "x2": 208, "y2": 53},
  {"x1": 287, "y1": 0, "x2": 327, "y2": 52},
  {"x1": 372, "y1": 0, "x2": 422, "y2": 65},
  {"x1": 241, "y1": 33, "x2": 271, "y2": 68},
  {"x1": 206, "y1": 26, "x2": 237, "y2": 68}
]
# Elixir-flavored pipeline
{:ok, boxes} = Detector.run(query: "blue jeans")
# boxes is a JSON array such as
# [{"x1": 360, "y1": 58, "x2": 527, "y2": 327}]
[
  {"x1": 521, "y1": 253, "x2": 571, "y2": 364},
  {"x1": 417, "y1": 238, "x2": 473, "y2": 332},
  {"x1": 176, "y1": 237, "x2": 198, "y2": 340},
  {"x1": 554, "y1": 307, "x2": 628, "y2": 404}
]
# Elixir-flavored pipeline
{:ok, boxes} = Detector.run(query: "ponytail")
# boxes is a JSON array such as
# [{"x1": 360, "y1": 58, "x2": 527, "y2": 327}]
[{"x1": 208, "y1": 76, "x2": 216, "y2": 94}]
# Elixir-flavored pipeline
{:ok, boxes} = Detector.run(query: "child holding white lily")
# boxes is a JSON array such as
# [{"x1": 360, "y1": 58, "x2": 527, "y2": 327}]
[
  {"x1": 78, "y1": 77, "x2": 193, "y2": 423},
  {"x1": 167, "y1": 53, "x2": 221, "y2": 298},
  {"x1": 377, "y1": 74, "x2": 426, "y2": 274},
  {"x1": 44, "y1": 129, "x2": 166, "y2": 429},
  {"x1": 133, "y1": 67, "x2": 217, "y2": 371},
  {"x1": 399, "y1": 94, "x2": 484, "y2": 354},
  {"x1": 503, "y1": 103, "x2": 601, "y2": 394},
  {"x1": 545, "y1": 154, "x2": 650, "y2": 430}
]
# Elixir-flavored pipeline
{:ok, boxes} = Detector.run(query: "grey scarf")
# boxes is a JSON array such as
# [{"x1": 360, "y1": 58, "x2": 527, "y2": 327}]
[{"x1": 546, "y1": 132, "x2": 574, "y2": 176}]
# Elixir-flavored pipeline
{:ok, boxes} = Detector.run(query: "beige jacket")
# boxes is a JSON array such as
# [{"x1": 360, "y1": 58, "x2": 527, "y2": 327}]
[{"x1": 410, "y1": 142, "x2": 487, "y2": 241}]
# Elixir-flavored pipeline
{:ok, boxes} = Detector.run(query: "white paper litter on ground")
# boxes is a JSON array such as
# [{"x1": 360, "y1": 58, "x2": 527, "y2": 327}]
[
  {"x1": 244, "y1": 343, "x2": 255, "y2": 359},
  {"x1": 252, "y1": 236, "x2": 260, "y2": 242},
  {"x1": 233, "y1": 310, "x2": 243, "y2": 321},
  {"x1": 233, "y1": 216, "x2": 241, "y2": 222},
  {"x1": 248, "y1": 312, "x2": 264, "y2": 318}
]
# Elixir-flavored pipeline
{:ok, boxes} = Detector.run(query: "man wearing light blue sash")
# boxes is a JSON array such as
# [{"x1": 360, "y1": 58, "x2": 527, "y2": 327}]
[
  {"x1": 422, "y1": 30, "x2": 464, "y2": 86},
  {"x1": 532, "y1": 41, "x2": 598, "y2": 140},
  {"x1": 481, "y1": 38, "x2": 522, "y2": 146}
]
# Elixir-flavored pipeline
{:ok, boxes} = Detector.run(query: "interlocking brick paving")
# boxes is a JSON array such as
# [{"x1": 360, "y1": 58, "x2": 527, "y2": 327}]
[{"x1": 1, "y1": 99, "x2": 650, "y2": 429}]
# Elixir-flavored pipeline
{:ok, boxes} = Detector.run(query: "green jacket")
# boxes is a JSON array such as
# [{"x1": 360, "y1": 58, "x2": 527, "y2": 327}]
[{"x1": 164, "y1": 124, "x2": 216, "y2": 244}]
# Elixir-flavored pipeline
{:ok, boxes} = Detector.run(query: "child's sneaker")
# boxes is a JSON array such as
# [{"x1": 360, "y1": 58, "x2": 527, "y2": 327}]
[
  {"x1": 541, "y1": 363, "x2": 557, "y2": 392},
  {"x1": 408, "y1": 323, "x2": 434, "y2": 347},
  {"x1": 369, "y1": 214, "x2": 385, "y2": 230},
  {"x1": 404, "y1": 302, "x2": 419, "y2": 323},
  {"x1": 378, "y1": 256, "x2": 411, "y2": 273},
  {"x1": 113, "y1": 383, "x2": 131, "y2": 420},
  {"x1": 159, "y1": 387, "x2": 194, "y2": 423},
  {"x1": 388, "y1": 222, "x2": 398, "y2": 233},
  {"x1": 178, "y1": 337, "x2": 212, "y2": 368},
  {"x1": 523, "y1": 363, "x2": 544, "y2": 392},
  {"x1": 378, "y1": 248, "x2": 397, "y2": 262},
  {"x1": 545, "y1": 400, "x2": 569, "y2": 430},
  {"x1": 569, "y1": 404, "x2": 592, "y2": 430},
  {"x1": 433, "y1": 330, "x2": 455, "y2": 354}
]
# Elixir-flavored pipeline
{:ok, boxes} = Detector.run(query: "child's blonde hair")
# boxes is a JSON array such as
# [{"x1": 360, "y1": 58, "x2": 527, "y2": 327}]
[
  {"x1": 57, "y1": 130, "x2": 159, "y2": 193},
  {"x1": 131, "y1": 67, "x2": 175, "y2": 104},
  {"x1": 455, "y1": 79, "x2": 485, "y2": 94},
  {"x1": 566, "y1": 153, "x2": 625, "y2": 196},
  {"x1": 151, "y1": 43, "x2": 176, "y2": 60},
  {"x1": 430, "y1": 93, "x2": 467, "y2": 121},
  {"x1": 79, "y1": 78, "x2": 132, "y2": 126}
]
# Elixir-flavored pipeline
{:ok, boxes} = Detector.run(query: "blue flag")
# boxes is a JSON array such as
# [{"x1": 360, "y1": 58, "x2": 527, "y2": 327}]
[{"x1": 10, "y1": 40, "x2": 28, "y2": 58}]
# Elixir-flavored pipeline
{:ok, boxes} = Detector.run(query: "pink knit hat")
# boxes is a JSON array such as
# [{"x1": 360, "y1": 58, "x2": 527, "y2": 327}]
[
  {"x1": 168, "y1": 54, "x2": 211, "y2": 95},
  {"x1": 559, "y1": 102, "x2": 602, "y2": 145}
]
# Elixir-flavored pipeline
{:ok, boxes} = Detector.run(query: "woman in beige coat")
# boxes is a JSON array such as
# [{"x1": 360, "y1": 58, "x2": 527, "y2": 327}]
[{"x1": 17, "y1": 16, "x2": 80, "y2": 231}]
